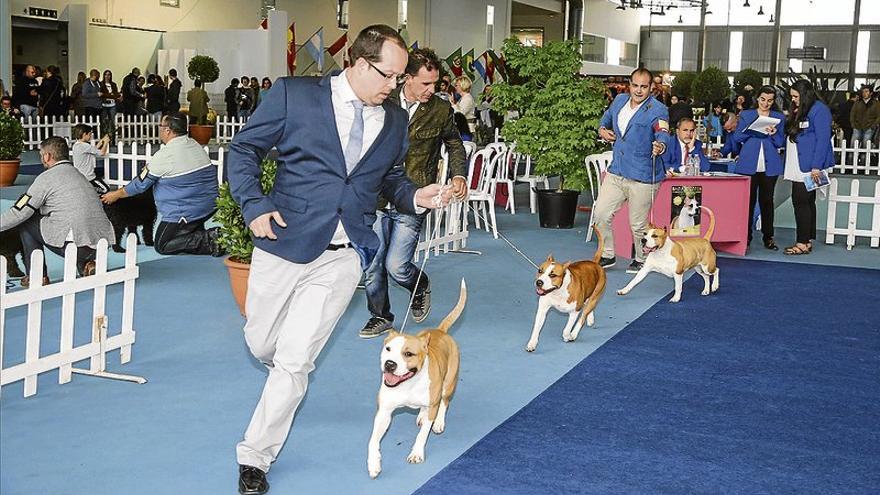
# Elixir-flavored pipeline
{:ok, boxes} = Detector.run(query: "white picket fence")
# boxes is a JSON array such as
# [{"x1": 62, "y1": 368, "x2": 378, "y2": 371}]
[
  {"x1": 216, "y1": 116, "x2": 248, "y2": 144},
  {"x1": 114, "y1": 114, "x2": 162, "y2": 144},
  {"x1": 102, "y1": 142, "x2": 226, "y2": 189},
  {"x1": 21, "y1": 115, "x2": 100, "y2": 150},
  {"x1": 413, "y1": 147, "x2": 471, "y2": 261},
  {"x1": 833, "y1": 140, "x2": 880, "y2": 175},
  {"x1": 0, "y1": 235, "x2": 145, "y2": 398},
  {"x1": 824, "y1": 178, "x2": 880, "y2": 250}
]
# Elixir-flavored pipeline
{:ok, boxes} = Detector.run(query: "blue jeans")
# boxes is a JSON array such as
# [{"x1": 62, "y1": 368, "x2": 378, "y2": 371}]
[
  {"x1": 363, "y1": 208, "x2": 427, "y2": 321},
  {"x1": 852, "y1": 128, "x2": 874, "y2": 147}
]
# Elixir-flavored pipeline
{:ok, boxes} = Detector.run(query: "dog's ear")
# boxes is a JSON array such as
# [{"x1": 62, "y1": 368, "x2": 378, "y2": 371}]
[
  {"x1": 562, "y1": 261, "x2": 571, "y2": 272},
  {"x1": 419, "y1": 332, "x2": 431, "y2": 348},
  {"x1": 546, "y1": 254, "x2": 554, "y2": 263}
]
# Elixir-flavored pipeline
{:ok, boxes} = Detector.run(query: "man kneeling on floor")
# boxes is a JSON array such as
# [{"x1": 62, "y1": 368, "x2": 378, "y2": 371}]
[
  {"x1": 0, "y1": 136, "x2": 115, "y2": 287},
  {"x1": 101, "y1": 112, "x2": 224, "y2": 256}
]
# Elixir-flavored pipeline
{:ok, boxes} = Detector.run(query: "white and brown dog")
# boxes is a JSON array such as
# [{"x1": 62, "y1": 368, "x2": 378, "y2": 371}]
[
  {"x1": 527, "y1": 227, "x2": 607, "y2": 352},
  {"x1": 618, "y1": 206, "x2": 719, "y2": 303},
  {"x1": 367, "y1": 280, "x2": 466, "y2": 479}
]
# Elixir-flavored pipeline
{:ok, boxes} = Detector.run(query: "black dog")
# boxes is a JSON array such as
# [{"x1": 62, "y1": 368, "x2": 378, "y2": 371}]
[
  {"x1": 0, "y1": 226, "x2": 26, "y2": 278},
  {"x1": 103, "y1": 188, "x2": 157, "y2": 253}
]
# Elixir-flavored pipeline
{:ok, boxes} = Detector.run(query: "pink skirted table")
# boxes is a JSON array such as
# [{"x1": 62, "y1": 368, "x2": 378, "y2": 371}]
[{"x1": 611, "y1": 174, "x2": 751, "y2": 257}]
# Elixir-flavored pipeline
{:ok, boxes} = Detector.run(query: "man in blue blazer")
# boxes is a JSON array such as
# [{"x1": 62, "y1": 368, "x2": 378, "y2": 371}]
[
  {"x1": 595, "y1": 68, "x2": 674, "y2": 273},
  {"x1": 663, "y1": 118, "x2": 710, "y2": 175},
  {"x1": 226, "y1": 25, "x2": 452, "y2": 494}
]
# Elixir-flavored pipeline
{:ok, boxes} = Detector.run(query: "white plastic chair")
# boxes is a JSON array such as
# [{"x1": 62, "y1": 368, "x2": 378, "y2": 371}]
[
  {"x1": 467, "y1": 147, "x2": 501, "y2": 239},
  {"x1": 513, "y1": 153, "x2": 549, "y2": 214},
  {"x1": 583, "y1": 152, "x2": 612, "y2": 242},
  {"x1": 462, "y1": 141, "x2": 477, "y2": 159},
  {"x1": 488, "y1": 144, "x2": 517, "y2": 214}
]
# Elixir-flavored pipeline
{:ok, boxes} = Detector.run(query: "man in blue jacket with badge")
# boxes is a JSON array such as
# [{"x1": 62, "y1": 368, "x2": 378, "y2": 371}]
[
  {"x1": 226, "y1": 25, "x2": 452, "y2": 494},
  {"x1": 595, "y1": 68, "x2": 674, "y2": 273}
]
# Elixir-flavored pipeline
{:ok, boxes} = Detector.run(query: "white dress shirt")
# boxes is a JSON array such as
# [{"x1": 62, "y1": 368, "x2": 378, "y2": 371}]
[{"x1": 617, "y1": 98, "x2": 645, "y2": 136}]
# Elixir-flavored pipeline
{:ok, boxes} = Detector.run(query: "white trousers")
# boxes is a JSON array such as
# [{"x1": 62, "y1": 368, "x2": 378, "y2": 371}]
[
  {"x1": 236, "y1": 246, "x2": 361, "y2": 472},
  {"x1": 592, "y1": 173, "x2": 661, "y2": 262}
]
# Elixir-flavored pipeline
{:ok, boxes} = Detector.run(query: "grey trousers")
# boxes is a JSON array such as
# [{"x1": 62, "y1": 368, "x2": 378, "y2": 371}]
[
  {"x1": 236, "y1": 246, "x2": 361, "y2": 472},
  {"x1": 591, "y1": 172, "x2": 661, "y2": 262}
]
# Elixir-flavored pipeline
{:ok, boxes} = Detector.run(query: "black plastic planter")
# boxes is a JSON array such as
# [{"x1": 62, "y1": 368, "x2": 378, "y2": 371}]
[{"x1": 535, "y1": 188, "x2": 580, "y2": 229}]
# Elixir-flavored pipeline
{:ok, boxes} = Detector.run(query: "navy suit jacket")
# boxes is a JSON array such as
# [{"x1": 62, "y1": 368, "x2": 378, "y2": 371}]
[
  {"x1": 227, "y1": 74, "x2": 418, "y2": 265},
  {"x1": 732, "y1": 109, "x2": 786, "y2": 176},
  {"x1": 788, "y1": 101, "x2": 835, "y2": 172},
  {"x1": 662, "y1": 138, "x2": 710, "y2": 173}
]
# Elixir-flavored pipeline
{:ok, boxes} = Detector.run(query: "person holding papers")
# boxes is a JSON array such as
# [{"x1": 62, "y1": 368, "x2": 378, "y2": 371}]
[
  {"x1": 782, "y1": 80, "x2": 834, "y2": 256},
  {"x1": 732, "y1": 86, "x2": 786, "y2": 250}
]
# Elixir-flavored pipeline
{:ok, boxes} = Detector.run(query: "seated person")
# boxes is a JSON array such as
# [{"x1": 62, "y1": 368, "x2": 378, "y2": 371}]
[
  {"x1": 1, "y1": 95, "x2": 22, "y2": 117},
  {"x1": 101, "y1": 112, "x2": 223, "y2": 256},
  {"x1": 71, "y1": 123, "x2": 111, "y2": 193},
  {"x1": 663, "y1": 117, "x2": 709, "y2": 176},
  {"x1": 0, "y1": 137, "x2": 115, "y2": 286}
]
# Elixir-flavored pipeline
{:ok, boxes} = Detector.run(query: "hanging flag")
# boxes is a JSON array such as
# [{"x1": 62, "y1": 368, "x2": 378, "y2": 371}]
[
  {"x1": 479, "y1": 51, "x2": 495, "y2": 82},
  {"x1": 488, "y1": 49, "x2": 506, "y2": 81},
  {"x1": 287, "y1": 21, "x2": 296, "y2": 76},
  {"x1": 303, "y1": 28, "x2": 325, "y2": 73},
  {"x1": 409, "y1": 41, "x2": 419, "y2": 52},
  {"x1": 472, "y1": 53, "x2": 487, "y2": 82},
  {"x1": 444, "y1": 47, "x2": 462, "y2": 77},
  {"x1": 259, "y1": 18, "x2": 268, "y2": 30},
  {"x1": 463, "y1": 48, "x2": 475, "y2": 78},
  {"x1": 328, "y1": 32, "x2": 348, "y2": 69}
]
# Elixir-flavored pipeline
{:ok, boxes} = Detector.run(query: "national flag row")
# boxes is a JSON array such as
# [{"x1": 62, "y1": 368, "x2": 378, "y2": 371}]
[{"x1": 261, "y1": 19, "x2": 506, "y2": 82}]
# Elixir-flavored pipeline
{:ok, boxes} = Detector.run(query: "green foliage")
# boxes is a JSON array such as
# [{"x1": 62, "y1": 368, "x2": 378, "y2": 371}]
[
  {"x1": 491, "y1": 38, "x2": 607, "y2": 192},
  {"x1": 733, "y1": 68, "x2": 763, "y2": 94},
  {"x1": 693, "y1": 66, "x2": 730, "y2": 106},
  {"x1": 671, "y1": 71, "x2": 697, "y2": 100},
  {"x1": 187, "y1": 55, "x2": 220, "y2": 83},
  {"x1": 0, "y1": 112, "x2": 24, "y2": 160},
  {"x1": 775, "y1": 65, "x2": 848, "y2": 111},
  {"x1": 215, "y1": 158, "x2": 277, "y2": 263}
]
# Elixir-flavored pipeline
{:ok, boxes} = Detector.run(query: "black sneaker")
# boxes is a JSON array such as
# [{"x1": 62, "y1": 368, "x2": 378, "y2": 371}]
[
  {"x1": 410, "y1": 287, "x2": 431, "y2": 323},
  {"x1": 359, "y1": 316, "x2": 393, "y2": 339},
  {"x1": 626, "y1": 260, "x2": 644, "y2": 273},
  {"x1": 598, "y1": 256, "x2": 616, "y2": 269}
]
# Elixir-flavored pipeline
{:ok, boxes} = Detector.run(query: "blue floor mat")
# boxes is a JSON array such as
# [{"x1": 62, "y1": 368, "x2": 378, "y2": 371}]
[{"x1": 415, "y1": 258, "x2": 880, "y2": 494}]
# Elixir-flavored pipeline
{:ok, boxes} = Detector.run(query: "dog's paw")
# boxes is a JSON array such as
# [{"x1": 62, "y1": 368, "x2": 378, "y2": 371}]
[
  {"x1": 432, "y1": 418, "x2": 445, "y2": 434},
  {"x1": 587, "y1": 312, "x2": 595, "y2": 327},
  {"x1": 617, "y1": 289, "x2": 628, "y2": 296},
  {"x1": 407, "y1": 451, "x2": 425, "y2": 464},
  {"x1": 525, "y1": 341, "x2": 537, "y2": 352},
  {"x1": 701, "y1": 288, "x2": 710, "y2": 296},
  {"x1": 669, "y1": 296, "x2": 681, "y2": 303},
  {"x1": 368, "y1": 462, "x2": 381, "y2": 479}
]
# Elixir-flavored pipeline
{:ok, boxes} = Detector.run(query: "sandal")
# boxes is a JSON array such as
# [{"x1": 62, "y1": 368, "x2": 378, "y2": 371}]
[
  {"x1": 763, "y1": 238, "x2": 779, "y2": 251},
  {"x1": 784, "y1": 243, "x2": 811, "y2": 255}
]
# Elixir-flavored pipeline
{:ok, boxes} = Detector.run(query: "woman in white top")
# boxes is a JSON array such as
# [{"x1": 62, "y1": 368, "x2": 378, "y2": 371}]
[
  {"x1": 71, "y1": 123, "x2": 110, "y2": 193},
  {"x1": 452, "y1": 75, "x2": 476, "y2": 133}
]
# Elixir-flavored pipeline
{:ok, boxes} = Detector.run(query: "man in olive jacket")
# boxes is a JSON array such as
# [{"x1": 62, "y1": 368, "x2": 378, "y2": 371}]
[
  {"x1": 850, "y1": 84, "x2": 880, "y2": 147},
  {"x1": 186, "y1": 79, "x2": 210, "y2": 124},
  {"x1": 360, "y1": 48, "x2": 469, "y2": 338}
]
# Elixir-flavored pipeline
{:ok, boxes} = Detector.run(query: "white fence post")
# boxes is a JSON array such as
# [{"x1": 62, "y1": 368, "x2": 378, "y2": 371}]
[
  {"x1": 824, "y1": 178, "x2": 880, "y2": 250},
  {"x1": 0, "y1": 234, "x2": 146, "y2": 398}
]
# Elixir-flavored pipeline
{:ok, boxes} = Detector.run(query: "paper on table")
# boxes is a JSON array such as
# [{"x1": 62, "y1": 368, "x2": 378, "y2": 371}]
[{"x1": 746, "y1": 115, "x2": 781, "y2": 134}]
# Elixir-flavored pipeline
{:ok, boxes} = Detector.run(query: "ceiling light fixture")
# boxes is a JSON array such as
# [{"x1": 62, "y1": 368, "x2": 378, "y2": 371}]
[
  {"x1": 678, "y1": 15, "x2": 684, "y2": 23},
  {"x1": 743, "y1": 0, "x2": 751, "y2": 7},
  {"x1": 769, "y1": 14, "x2": 775, "y2": 22},
  {"x1": 757, "y1": 5, "x2": 765, "y2": 15}
]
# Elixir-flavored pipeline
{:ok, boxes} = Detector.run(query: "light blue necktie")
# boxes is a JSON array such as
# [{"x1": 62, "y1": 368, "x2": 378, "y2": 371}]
[{"x1": 344, "y1": 100, "x2": 364, "y2": 174}]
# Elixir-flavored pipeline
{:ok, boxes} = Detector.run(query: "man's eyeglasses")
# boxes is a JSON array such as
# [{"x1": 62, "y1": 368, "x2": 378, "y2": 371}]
[{"x1": 366, "y1": 60, "x2": 407, "y2": 85}]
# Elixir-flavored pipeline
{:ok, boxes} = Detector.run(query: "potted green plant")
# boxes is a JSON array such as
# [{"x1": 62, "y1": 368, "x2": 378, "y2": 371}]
[
  {"x1": 693, "y1": 66, "x2": 731, "y2": 108},
  {"x1": 734, "y1": 68, "x2": 763, "y2": 95},
  {"x1": 671, "y1": 71, "x2": 697, "y2": 100},
  {"x1": 492, "y1": 38, "x2": 607, "y2": 228},
  {"x1": 186, "y1": 54, "x2": 220, "y2": 145},
  {"x1": 215, "y1": 157, "x2": 277, "y2": 316},
  {"x1": 0, "y1": 112, "x2": 24, "y2": 187}
]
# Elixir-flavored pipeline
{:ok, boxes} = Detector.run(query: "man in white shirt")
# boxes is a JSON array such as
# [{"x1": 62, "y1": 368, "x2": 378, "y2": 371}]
[{"x1": 226, "y1": 25, "x2": 453, "y2": 494}]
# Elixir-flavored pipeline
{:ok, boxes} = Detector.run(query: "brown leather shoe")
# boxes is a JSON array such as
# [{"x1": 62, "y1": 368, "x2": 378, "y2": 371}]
[{"x1": 82, "y1": 261, "x2": 96, "y2": 277}]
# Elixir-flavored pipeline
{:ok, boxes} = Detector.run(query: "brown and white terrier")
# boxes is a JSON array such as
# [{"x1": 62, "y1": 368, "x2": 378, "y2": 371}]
[
  {"x1": 618, "y1": 206, "x2": 719, "y2": 303},
  {"x1": 367, "y1": 279, "x2": 466, "y2": 479},
  {"x1": 527, "y1": 227, "x2": 607, "y2": 352}
]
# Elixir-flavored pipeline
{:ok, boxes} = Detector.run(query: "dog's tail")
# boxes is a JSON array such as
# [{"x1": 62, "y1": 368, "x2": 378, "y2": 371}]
[
  {"x1": 591, "y1": 224, "x2": 605, "y2": 264},
  {"x1": 701, "y1": 206, "x2": 716, "y2": 241},
  {"x1": 437, "y1": 279, "x2": 467, "y2": 333},
  {"x1": 577, "y1": 270, "x2": 606, "y2": 327}
]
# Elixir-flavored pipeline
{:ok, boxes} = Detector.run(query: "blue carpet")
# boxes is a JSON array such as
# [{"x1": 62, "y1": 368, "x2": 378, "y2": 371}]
[{"x1": 415, "y1": 258, "x2": 880, "y2": 494}]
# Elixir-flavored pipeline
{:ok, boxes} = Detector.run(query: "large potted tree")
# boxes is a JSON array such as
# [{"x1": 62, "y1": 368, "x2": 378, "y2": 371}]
[
  {"x1": 693, "y1": 66, "x2": 731, "y2": 108},
  {"x1": 186, "y1": 54, "x2": 220, "y2": 145},
  {"x1": 0, "y1": 112, "x2": 24, "y2": 187},
  {"x1": 492, "y1": 38, "x2": 607, "y2": 228},
  {"x1": 215, "y1": 157, "x2": 276, "y2": 316}
]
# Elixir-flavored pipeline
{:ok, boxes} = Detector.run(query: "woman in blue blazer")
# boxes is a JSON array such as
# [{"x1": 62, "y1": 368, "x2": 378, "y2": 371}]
[
  {"x1": 732, "y1": 86, "x2": 786, "y2": 250},
  {"x1": 782, "y1": 80, "x2": 835, "y2": 255}
]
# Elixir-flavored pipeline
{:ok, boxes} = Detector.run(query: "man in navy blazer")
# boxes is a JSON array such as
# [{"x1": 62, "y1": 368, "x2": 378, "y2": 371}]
[
  {"x1": 226, "y1": 25, "x2": 452, "y2": 494},
  {"x1": 595, "y1": 68, "x2": 674, "y2": 273},
  {"x1": 663, "y1": 118, "x2": 710, "y2": 175}
]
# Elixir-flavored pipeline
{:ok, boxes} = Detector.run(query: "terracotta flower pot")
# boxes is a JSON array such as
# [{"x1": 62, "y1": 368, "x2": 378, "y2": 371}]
[
  {"x1": 0, "y1": 159, "x2": 21, "y2": 187},
  {"x1": 223, "y1": 257, "x2": 250, "y2": 317},
  {"x1": 189, "y1": 124, "x2": 214, "y2": 145}
]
